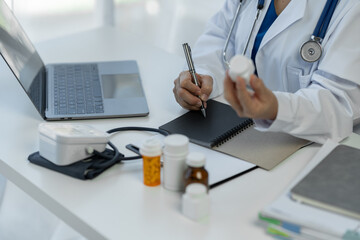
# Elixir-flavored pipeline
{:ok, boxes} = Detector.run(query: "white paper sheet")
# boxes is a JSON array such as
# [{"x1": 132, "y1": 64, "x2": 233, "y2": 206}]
[{"x1": 133, "y1": 134, "x2": 256, "y2": 186}]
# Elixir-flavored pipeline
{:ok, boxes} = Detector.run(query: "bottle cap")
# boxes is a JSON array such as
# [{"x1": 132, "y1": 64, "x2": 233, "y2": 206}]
[
  {"x1": 185, "y1": 183, "x2": 207, "y2": 197},
  {"x1": 140, "y1": 138, "x2": 162, "y2": 157},
  {"x1": 163, "y1": 134, "x2": 189, "y2": 156},
  {"x1": 186, "y1": 152, "x2": 206, "y2": 167},
  {"x1": 228, "y1": 55, "x2": 255, "y2": 84}
]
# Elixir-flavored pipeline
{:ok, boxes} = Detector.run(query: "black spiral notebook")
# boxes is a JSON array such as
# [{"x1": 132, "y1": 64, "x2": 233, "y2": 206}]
[{"x1": 159, "y1": 100, "x2": 308, "y2": 170}]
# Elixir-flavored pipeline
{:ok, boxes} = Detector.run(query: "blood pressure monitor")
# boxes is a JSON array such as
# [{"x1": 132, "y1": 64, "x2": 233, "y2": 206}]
[{"x1": 38, "y1": 123, "x2": 109, "y2": 165}]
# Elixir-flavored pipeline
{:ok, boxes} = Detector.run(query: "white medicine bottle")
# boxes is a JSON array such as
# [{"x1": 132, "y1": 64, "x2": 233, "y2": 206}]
[
  {"x1": 228, "y1": 54, "x2": 255, "y2": 86},
  {"x1": 163, "y1": 134, "x2": 189, "y2": 191},
  {"x1": 182, "y1": 183, "x2": 210, "y2": 221}
]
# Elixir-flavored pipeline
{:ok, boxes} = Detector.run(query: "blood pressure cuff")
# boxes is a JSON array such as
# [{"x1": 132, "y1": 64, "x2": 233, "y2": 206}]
[{"x1": 28, "y1": 149, "x2": 124, "y2": 180}]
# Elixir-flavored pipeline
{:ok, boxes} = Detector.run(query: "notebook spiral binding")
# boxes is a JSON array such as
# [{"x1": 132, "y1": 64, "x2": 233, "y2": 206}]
[{"x1": 212, "y1": 119, "x2": 254, "y2": 148}]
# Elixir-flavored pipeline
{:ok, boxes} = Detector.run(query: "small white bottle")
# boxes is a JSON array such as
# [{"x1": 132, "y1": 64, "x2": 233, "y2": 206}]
[
  {"x1": 163, "y1": 134, "x2": 189, "y2": 191},
  {"x1": 228, "y1": 54, "x2": 255, "y2": 86},
  {"x1": 182, "y1": 183, "x2": 210, "y2": 221}
]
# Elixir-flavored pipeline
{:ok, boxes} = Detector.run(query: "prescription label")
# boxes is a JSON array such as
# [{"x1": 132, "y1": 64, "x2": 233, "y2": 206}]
[{"x1": 142, "y1": 155, "x2": 161, "y2": 186}]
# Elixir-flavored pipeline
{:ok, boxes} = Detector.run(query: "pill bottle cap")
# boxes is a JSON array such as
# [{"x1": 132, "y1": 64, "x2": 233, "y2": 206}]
[
  {"x1": 185, "y1": 183, "x2": 207, "y2": 197},
  {"x1": 229, "y1": 55, "x2": 255, "y2": 82},
  {"x1": 140, "y1": 138, "x2": 162, "y2": 157},
  {"x1": 163, "y1": 134, "x2": 189, "y2": 156},
  {"x1": 229, "y1": 55, "x2": 254, "y2": 74},
  {"x1": 186, "y1": 152, "x2": 206, "y2": 167}
]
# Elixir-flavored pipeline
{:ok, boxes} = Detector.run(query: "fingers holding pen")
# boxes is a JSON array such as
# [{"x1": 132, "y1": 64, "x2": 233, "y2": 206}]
[
  {"x1": 173, "y1": 71, "x2": 214, "y2": 110},
  {"x1": 173, "y1": 71, "x2": 203, "y2": 110},
  {"x1": 180, "y1": 71, "x2": 202, "y2": 95},
  {"x1": 197, "y1": 74, "x2": 213, "y2": 108}
]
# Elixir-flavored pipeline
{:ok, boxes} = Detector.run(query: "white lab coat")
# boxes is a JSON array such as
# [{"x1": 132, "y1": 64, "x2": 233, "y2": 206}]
[{"x1": 192, "y1": 0, "x2": 360, "y2": 144}]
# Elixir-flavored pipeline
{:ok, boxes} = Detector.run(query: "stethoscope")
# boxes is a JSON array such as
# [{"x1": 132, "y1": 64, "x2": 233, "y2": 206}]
[
  {"x1": 222, "y1": 0, "x2": 339, "y2": 66},
  {"x1": 300, "y1": 0, "x2": 338, "y2": 62}
]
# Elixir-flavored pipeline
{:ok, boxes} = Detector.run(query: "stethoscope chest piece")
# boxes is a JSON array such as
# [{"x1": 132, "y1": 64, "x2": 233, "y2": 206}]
[
  {"x1": 299, "y1": 0, "x2": 339, "y2": 63},
  {"x1": 300, "y1": 38, "x2": 322, "y2": 63}
]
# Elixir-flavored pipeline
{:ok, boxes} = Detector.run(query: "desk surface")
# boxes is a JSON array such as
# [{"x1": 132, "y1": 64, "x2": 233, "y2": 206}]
[{"x1": 0, "y1": 26, "x2": 333, "y2": 240}]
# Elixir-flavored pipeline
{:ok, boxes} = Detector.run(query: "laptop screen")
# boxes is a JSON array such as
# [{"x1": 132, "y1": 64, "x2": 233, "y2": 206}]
[{"x1": 0, "y1": 0, "x2": 46, "y2": 115}]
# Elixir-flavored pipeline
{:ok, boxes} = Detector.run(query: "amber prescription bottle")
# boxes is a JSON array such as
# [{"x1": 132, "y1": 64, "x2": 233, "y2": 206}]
[
  {"x1": 184, "y1": 152, "x2": 209, "y2": 191},
  {"x1": 140, "y1": 138, "x2": 162, "y2": 187}
]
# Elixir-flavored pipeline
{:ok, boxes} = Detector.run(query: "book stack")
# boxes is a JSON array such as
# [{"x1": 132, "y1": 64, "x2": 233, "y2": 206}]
[{"x1": 258, "y1": 139, "x2": 360, "y2": 240}]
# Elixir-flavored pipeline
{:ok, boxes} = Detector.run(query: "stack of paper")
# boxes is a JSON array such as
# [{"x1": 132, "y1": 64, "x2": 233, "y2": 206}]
[{"x1": 258, "y1": 138, "x2": 360, "y2": 240}]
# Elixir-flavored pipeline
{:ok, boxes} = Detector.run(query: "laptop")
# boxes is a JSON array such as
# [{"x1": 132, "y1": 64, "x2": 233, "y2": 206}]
[{"x1": 0, "y1": 0, "x2": 149, "y2": 120}]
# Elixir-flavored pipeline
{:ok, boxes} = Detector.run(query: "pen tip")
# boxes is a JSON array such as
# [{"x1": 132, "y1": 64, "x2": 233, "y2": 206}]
[{"x1": 201, "y1": 109, "x2": 206, "y2": 118}]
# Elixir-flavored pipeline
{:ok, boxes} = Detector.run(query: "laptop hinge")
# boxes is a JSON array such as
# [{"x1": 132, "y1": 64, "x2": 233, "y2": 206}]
[{"x1": 40, "y1": 66, "x2": 47, "y2": 119}]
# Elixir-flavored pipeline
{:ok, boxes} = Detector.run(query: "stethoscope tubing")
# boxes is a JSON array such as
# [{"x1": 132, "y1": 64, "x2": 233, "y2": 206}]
[
  {"x1": 242, "y1": 4, "x2": 262, "y2": 56},
  {"x1": 222, "y1": 0, "x2": 244, "y2": 67},
  {"x1": 314, "y1": 0, "x2": 338, "y2": 40},
  {"x1": 222, "y1": 0, "x2": 339, "y2": 65},
  {"x1": 223, "y1": 0, "x2": 264, "y2": 67}
]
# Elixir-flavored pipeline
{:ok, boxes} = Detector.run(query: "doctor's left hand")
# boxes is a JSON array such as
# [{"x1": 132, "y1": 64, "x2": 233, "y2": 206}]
[{"x1": 224, "y1": 71, "x2": 278, "y2": 120}]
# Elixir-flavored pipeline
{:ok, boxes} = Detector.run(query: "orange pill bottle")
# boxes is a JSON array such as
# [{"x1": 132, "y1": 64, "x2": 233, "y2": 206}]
[{"x1": 140, "y1": 138, "x2": 162, "y2": 187}]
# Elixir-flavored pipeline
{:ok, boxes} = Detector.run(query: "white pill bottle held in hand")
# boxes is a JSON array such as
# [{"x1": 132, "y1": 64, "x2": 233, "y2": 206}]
[
  {"x1": 163, "y1": 134, "x2": 189, "y2": 191},
  {"x1": 228, "y1": 55, "x2": 255, "y2": 86}
]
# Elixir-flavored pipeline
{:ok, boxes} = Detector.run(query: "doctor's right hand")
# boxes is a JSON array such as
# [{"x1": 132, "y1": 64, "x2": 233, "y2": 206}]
[{"x1": 173, "y1": 71, "x2": 213, "y2": 110}]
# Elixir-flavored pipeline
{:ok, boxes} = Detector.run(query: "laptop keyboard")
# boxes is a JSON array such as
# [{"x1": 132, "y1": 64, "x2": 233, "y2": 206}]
[{"x1": 53, "y1": 64, "x2": 104, "y2": 115}]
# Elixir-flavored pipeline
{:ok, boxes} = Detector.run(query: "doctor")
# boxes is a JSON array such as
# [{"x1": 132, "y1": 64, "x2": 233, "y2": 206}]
[{"x1": 173, "y1": 0, "x2": 360, "y2": 144}]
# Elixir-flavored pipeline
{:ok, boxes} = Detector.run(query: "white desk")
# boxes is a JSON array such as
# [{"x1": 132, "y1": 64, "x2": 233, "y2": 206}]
[{"x1": 0, "y1": 26, "x2": 332, "y2": 240}]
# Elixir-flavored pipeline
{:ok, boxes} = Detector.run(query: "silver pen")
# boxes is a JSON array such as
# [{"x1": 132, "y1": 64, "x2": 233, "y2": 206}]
[{"x1": 182, "y1": 43, "x2": 206, "y2": 118}]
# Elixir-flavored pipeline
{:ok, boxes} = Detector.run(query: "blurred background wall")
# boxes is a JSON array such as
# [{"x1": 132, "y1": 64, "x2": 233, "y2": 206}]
[{"x1": 4, "y1": 0, "x2": 224, "y2": 56}]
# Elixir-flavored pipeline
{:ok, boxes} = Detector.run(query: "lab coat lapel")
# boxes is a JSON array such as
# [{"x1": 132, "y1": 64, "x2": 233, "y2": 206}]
[{"x1": 259, "y1": 0, "x2": 307, "y2": 50}]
